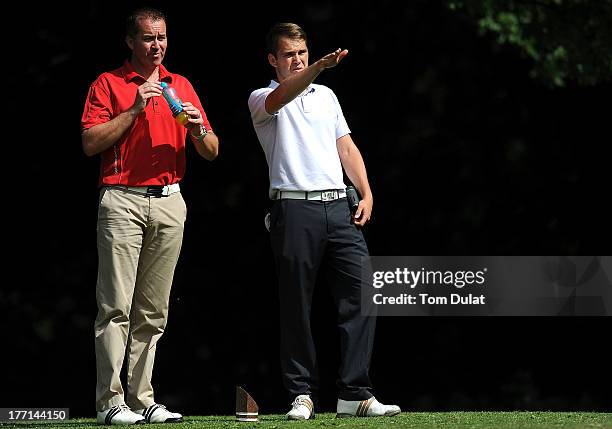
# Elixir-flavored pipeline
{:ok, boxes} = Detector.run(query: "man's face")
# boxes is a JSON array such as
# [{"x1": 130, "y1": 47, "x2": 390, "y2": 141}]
[
  {"x1": 268, "y1": 37, "x2": 308, "y2": 81},
  {"x1": 126, "y1": 18, "x2": 167, "y2": 70}
]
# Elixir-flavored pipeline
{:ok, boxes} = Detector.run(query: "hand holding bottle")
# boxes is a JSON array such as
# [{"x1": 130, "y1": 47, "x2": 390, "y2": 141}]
[
  {"x1": 131, "y1": 81, "x2": 163, "y2": 114},
  {"x1": 180, "y1": 101, "x2": 205, "y2": 133},
  {"x1": 160, "y1": 82, "x2": 192, "y2": 126}
]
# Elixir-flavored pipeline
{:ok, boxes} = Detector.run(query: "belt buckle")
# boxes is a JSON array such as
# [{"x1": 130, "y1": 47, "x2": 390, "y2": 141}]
[
  {"x1": 145, "y1": 186, "x2": 164, "y2": 198},
  {"x1": 321, "y1": 191, "x2": 337, "y2": 201}
]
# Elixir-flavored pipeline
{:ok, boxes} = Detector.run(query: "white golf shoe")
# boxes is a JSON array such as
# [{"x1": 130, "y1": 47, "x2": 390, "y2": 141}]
[
  {"x1": 286, "y1": 394, "x2": 315, "y2": 420},
  {"x1": 336, "y1": 396, "x2": 401, "y2": 417},
  {"x1": 97, "y1": 405, "x2": 145, "y2": 425},
  {"x1": 134, "y1": 404, "x2": 183, "y2": 423}
]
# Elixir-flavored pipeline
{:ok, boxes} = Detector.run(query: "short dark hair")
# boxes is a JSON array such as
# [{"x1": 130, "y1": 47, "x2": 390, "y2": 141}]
[
  {"x1": 266, "y1": 22, "x2": 307, "y2": 55},
  {"x1": 125, "y1": 7, "x2": 166, "y2": 38}
]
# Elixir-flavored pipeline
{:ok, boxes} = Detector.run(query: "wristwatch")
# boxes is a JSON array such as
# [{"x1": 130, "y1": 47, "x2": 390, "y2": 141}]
[{"x1": 190, "y1": 125, "x2": 208, "y2": 141}]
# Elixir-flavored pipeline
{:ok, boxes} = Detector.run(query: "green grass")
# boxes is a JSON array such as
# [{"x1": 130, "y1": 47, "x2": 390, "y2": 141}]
[{"x1": 2, "y1": 412, "x2": 611, "y2": 429}]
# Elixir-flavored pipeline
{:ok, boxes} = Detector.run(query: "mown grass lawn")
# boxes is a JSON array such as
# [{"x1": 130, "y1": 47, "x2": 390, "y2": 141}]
[{"x1": 2, "y1": 412, "x2": 611, "y2": 429}]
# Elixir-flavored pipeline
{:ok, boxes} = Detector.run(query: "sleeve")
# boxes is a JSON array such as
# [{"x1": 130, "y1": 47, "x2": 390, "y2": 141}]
[
  {"x1": 248, "y1": 88, "x2": 275, "y2": 126},
  {"x1": 81, "y1": 78, "x2": 112, "y2": 132},
  {"x1": 182, "y1": 78, "x2": 213, "y2": 133}
]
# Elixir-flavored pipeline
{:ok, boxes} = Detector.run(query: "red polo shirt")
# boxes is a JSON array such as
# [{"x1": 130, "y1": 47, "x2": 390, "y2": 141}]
[{"x1": 81, "y1": 60, "x2": 212, "y2": 186}]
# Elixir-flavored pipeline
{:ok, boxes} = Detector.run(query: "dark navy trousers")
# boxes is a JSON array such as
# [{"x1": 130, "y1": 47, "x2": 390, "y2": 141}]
[{"x1": 269, "y1": 197, "x2": 376, "y2": 401}]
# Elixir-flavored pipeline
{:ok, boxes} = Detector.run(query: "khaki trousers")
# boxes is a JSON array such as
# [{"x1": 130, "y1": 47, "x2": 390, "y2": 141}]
[{"x1": 94, "y1": 187, "x2": 186, "y2": 411}]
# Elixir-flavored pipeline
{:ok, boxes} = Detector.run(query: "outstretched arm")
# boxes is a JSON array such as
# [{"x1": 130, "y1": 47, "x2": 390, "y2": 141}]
[
  {"x1": 265, "y1": 49, "x2": 349, "y2": 114},
  {"x1": 337, "y1": 134, "x2": 373, "y2": 227}
]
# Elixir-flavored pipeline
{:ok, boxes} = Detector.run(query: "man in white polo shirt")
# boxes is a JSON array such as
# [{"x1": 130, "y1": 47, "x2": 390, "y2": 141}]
[{"x1": 248, "y1": 22, "x2": 400, "y2": 420}]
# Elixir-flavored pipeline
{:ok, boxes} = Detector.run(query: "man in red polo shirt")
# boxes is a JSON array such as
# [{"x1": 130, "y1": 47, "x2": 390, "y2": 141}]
[{"x1": 81, "y1": 7, "x2": 219, "y2": 425}]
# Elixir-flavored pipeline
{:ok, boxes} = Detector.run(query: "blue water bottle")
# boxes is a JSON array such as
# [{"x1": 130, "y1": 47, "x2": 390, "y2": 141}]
[{"x1": 160, "y1": 82, "x2": 189, "y2": 126}]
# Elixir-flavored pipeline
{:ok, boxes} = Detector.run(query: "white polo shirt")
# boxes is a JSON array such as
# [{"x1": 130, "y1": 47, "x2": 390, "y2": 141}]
[{"x1": 248, "y1": 80, "x2": 351, "y2": 197}]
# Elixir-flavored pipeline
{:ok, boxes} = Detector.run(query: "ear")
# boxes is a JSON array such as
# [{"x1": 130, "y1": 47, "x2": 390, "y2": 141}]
[
  {"x1": 267, "y1": 53, "x2": 277, "y2": 68},
  {"x1": 126, "y1": 36, "x2": 134, "y2": 51}
]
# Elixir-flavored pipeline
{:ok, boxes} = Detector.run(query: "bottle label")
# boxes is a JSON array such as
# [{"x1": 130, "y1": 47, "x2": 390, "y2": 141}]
[
  {"x1": 162, "y1": 91, "x2": 183, "y2": 116},
  {"x1": 160, "y1": 83, "x2": 184, "y2": 117}
]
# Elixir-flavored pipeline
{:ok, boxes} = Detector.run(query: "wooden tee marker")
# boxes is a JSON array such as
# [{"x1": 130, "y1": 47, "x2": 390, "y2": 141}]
[{"x1": 235, "y1": 386, "x2": 259, "y2": 422}]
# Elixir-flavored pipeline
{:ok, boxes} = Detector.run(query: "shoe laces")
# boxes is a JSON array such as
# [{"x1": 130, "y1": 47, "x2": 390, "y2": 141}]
[
  {"x1": 146, "y1": 404, "x2": 168, "y2": 414},
  {"x1": 291, "y1": 396, "x2": 311, "y2": 409}
]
